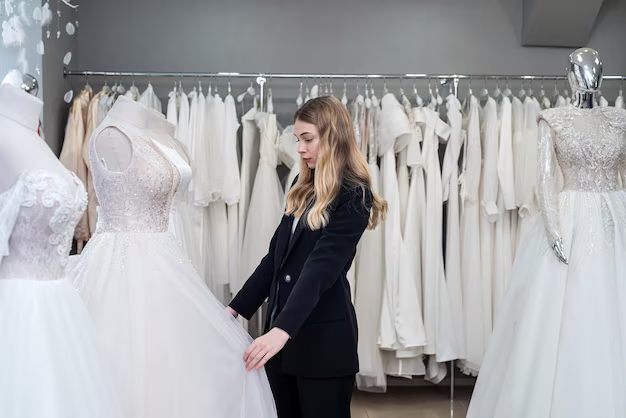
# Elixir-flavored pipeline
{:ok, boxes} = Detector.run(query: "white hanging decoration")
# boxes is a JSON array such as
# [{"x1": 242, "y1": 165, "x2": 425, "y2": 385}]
[
  {"x1": 16, "y1": 47, "x2": 28, "y2": 74},
  {"x1": 46, "y1": 29, "x2": 50, "y2": 38},
  {"x1": 56, "y1": 30, "x2": 60, "y2": 38},
  {"x1": 41, "y1": 2, "x2": 53, "y2": 26},
  {"x1": 33, "y1": 7, "x2": 42, "y2": 22},
  {"x1": 36, "y1": 40, "x2": 44, "y2": 55},
  {"x1": 18, "y1": 2, "x2": 31, "y2": 26},
  {"x1": 2, "y1": 16, "x2": 26, "y2": 47},
  {"x1": 65, "y1": 21, "x2": 74, "y2": 35},
  {"x1": 5, "y1": 0, "x2": 15, "y2": 16},
  {"x1": 63, "y1": 89, "x2": 74, "y2": 103},
  {"x1": 63, "y1": 51, "x2": 72, "y2": 65}
]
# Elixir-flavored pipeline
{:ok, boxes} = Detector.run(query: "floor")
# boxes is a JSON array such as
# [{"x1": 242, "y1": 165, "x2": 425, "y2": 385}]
[{"x1": 351, "y1": 386, "x2": 473, "y2": 418}]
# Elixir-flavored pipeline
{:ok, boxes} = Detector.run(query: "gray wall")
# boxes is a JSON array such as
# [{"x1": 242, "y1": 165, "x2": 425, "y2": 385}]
[
  {"x1": 77, "y1": 0, "x2": 626, "y2": 74},
  {"x1": 43, "y1": 6, "x2": 79, "y2": 155},
  {"x1": 72, "y1": 0, "x2": 626, "y2": 128}
]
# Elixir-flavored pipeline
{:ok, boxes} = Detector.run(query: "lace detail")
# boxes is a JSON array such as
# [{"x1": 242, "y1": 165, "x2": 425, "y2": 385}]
[
  {"x1": 90, "y1": 120, "x2": 180, "y2": 233},
  {"x1": 539, "y1": 106, "x2": 626, "y2": 193},
  {"x1": 0, "y1": 170, "x2": 87, "y2": 280},
  {"x1": 537, "y1": 106, "x2": 626, "y2": 248}
]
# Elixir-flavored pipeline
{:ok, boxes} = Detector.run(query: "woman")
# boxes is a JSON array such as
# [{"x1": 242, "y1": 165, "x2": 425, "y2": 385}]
[{"x1": 227, "y1": 96, "x2": 387, "y2": 418}]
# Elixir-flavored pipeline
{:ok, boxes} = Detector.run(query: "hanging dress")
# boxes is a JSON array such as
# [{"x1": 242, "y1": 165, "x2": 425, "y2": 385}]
[
  {"x1": 493, "y1": 96, "x2": 516, "y2": 321},
  {"x1": 238, "y1": 107, "x2": 260, "y2": 287},
  {"x1": 478, "y1": 97, "x2": 499, "y2": 358},
  {"x1": 442, "y1": 94, "x2": 466, "y2": 361},
  {"x1": 277, "y1": 125, "x2": 299, "y2": 210},
  {"x1": 458, "y1": 95, "x2": 484, "y2": 376},
  {"x1": 205, "y1": 93, "x2": 230, "y2": 301},
  {"x1": 139, "y1": 83, "x2": 162, "y2": 113},
  {"x1": 222, "y1": 94, "x2": 242, "y2": 296},
  {"x1": 354, "y1": 96, "x2": 387, "y2": 392},
  {"x1": 381, "y1": 99, "x2": 429, "y2": 379},
  {"x1": 414, "y1": 106, "x2": 457, "y2": 383},
  {"x1": 166, "y1": 89, "x2": 178, "y2": 128},
  {"x1": 239, "y1": 112, "x2": 284, "y2": 300},
  {"x1": 377, "y1": 93, "x2": 426, "y2": 378},
  {"x1": 60, "y1": 86, "x2": 93, "y2": 245}
]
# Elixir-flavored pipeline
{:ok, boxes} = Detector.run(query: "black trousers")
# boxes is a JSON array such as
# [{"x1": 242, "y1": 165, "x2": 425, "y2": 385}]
[{"x1": 266, "y1": 357, "x2": 355, "y2": 418}]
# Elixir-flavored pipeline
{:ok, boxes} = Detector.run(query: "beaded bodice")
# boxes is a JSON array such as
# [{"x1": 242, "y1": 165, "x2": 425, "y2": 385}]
[
  {"x1": 0, "y1": 170, "x2": 87, "y2": 280},
  {"x1": 540, "y1": 106, "x2": 626, "y2": 193},
  {"x1": 90, "y1": 117, "x2": 182, "y2": 234}
]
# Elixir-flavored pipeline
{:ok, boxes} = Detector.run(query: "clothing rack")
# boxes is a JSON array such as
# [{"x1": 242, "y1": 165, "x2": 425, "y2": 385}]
[
  {"x1": 63, "y1": 69, "x2": 626, "y2": 112},
  {"x1": 63, "y1": 67, "x2": 626, "y2": 401}
]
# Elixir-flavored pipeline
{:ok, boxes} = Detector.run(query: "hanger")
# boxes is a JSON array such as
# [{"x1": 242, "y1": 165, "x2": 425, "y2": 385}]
[
  {"x1": 267, "y1": 77, "x2": 274, "y2": 114},
  {"x1": 365, "y1": 78, "x2": 372, "y2": 109},
  {"x1": 228, "y1": 75, "x2": 232, "y2": 96},
  {"x1": 413, "y1": 77, "x2": 423, "y2": 106},
  {"x1": 341, "y1": 78, "x2": 348, "y2": 106},
  {"x1": 238, "y1": 79, "x2": 256, "y2": 103},
  {"x1": 518, "y1": 80, "x2": 526, "y2": 99},
  {"x1": 620, "y1": 79, "x2": 624, "y2": 98},
  {"x1": 480, "y1": 76, "x2": 489, "y2": 98},
  {"x1": 493, "y1": 77, "x2": 502, "y2": 98},
  {"x1": 330, "y1": 79, "x2": 334, "y2": 97},
  {"x1": 527, "y1": 79, "x2": 534, "y2": 97},
  {"x1": 383, "y1": 77, "x2": 389, "y2": 95},
  {"x1": 503, "y1": 77, "x2": 511, "y2": 97},
  {"x1": 304, "y1": 78, "x2": 311, "y2": 103}
]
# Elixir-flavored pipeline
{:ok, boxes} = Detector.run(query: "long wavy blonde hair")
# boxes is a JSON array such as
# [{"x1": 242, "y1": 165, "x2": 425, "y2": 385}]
[{"x1": 286, "y1": 96, "x2": 387, "y2": 230}]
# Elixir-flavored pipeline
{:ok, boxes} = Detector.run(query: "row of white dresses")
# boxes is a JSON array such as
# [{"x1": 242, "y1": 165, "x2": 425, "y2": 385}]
[
  {"x1": 163, "y1": 86, "x2": 299, "y2": 312},
  {"x1": 351, "y1": 89, "x2": 584, "y2": 393}
]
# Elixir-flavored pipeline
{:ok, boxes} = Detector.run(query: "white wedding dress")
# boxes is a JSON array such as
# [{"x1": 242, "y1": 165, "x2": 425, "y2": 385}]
[
  {"x1": 0, "y1": 170, "x2": 123, "y2": 418},
  {"x1": 69, "y1": 102, "x2": 277, "y2": 418},
  {"x1": 467, "y1": 106, "x2": 626, "y2": 418}
]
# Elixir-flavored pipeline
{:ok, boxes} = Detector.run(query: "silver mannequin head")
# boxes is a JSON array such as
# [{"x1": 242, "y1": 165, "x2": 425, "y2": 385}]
[{"x1": 568, "y1": 48, "x2": 603, "y2": 108}]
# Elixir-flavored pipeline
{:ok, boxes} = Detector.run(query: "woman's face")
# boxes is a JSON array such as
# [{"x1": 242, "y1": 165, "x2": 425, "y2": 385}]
[{"x1": 294, "y1": 119, "x2": 321, "y2": 169}]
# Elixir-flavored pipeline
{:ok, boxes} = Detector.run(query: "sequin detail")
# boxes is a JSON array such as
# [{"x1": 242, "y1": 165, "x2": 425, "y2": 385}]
[{"x1": 90, "y1": 120, "x2": 180, "y2": 234}]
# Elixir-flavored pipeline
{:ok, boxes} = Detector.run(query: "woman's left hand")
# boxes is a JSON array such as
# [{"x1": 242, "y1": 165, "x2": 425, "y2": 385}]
[{"x1": 244, "y1": 327, "x2": 290, "y2": 371}]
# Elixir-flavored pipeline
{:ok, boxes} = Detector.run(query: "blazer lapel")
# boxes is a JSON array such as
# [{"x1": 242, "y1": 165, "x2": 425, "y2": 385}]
[{"x1": 280, "y1": 217, "x2": 305, "y2": 267}]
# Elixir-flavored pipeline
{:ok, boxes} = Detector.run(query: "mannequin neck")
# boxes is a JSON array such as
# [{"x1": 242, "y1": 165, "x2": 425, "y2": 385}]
[
  {"x1": 108, "y1": 96, "x2": 175, "y2": 137},
  {"x1": 571, "y1": 89, "x2": 598, "y2": 109},
  {"x1": 0, "y1": 83, "x2": 42, "y2": 131}
]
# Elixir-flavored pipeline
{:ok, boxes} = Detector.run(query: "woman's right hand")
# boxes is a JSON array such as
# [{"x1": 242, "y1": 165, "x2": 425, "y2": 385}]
[{"x1": 226, "y1": 306, "x2": 239, "y2": 319}]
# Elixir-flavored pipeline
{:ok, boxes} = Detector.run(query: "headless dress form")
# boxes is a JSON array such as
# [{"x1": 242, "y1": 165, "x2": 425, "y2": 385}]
[{"x1": 0, "y1": 83, "x2": 123, "y2": 418}]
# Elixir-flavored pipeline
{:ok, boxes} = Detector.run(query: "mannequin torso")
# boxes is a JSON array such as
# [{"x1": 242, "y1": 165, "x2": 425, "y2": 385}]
[
  {"x1": 94, "y1": 96, "x2": 189, "y2": 173},
  {"x1": 0, "y1": 84, "x2": 73, "y2": 192}
]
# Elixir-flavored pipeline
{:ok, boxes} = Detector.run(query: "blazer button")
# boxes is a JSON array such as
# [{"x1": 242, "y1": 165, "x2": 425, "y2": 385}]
[{"x1": 284, "y1": 274, "x2": 292, "y2": 283}]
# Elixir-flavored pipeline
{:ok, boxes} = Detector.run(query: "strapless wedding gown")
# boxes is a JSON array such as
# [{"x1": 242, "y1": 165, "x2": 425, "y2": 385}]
[
  {"x1": 69, "y1": 112, "x2": 277, "y2": 418},
  {"x1": 0, "y1": 170, "x2": 123, "y2": 418}
]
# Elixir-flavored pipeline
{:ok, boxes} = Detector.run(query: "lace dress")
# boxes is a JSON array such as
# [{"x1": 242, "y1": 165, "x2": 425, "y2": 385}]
[
  {"x1": 68, "y1": 104, "x2": 277, "y2": 418},
  {"x1": 0, "y1": 170, "x2": 123, "y2": 418},
  {"x1": 467, "y1": 106, "x2": 626, "y2": 418}
]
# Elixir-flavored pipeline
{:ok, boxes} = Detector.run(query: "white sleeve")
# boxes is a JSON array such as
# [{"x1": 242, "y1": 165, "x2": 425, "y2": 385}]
[{"x1": 497, "y1": 99, "x2": 516, "y2": 210}]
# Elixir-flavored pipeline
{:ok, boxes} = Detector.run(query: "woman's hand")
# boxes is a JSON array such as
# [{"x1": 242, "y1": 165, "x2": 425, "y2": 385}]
[
  {"x1": 226, "y1": 306, "x2": 239, "y2": 318},
  {"x1": 244, "y1": 327, "x2": 290, "y2": 371}
]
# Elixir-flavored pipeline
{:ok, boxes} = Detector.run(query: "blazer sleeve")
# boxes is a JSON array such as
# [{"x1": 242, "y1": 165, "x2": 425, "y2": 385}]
[
  {"x1": 229, "y1": 175, "x2": 299, "y2": 320},
  {"x1": 229, "y1": 223, "x2": 280, "y2": 320},
  {"x1": 272, "y1": 185, "x2": 372, "y2": 338}
]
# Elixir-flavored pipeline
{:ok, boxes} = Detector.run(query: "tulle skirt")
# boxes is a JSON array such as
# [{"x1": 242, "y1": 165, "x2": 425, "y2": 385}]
[
  {"x1": 70, "y1": 231, "x2": 277, "y2": 418},
  {"x1": 0, "y1": 277, "x2": 123, "y2": 418},
  {"x1": 467, "y1": 190, "x2": 626, "y2": 418}
]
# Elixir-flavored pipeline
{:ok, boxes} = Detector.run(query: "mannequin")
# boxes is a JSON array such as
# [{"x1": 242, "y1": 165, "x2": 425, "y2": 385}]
[
  {"x1": 568, "y1": 47, "x2": 602, "y2": 110},
  {"x1": 545, "y1": 47, "x2": 603, "y2": 263},
  {"x1": 0, "y1": 82, "x2": 73, "y2": 192},
  {"x1": 93, "y1": 95, "x2": 189, "y2": 173}
]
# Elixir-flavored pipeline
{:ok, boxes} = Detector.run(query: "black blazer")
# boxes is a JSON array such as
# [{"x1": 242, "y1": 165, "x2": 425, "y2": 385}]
[{"x1": 230, "y1": 179, "x2": 372, "y2": 378}]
